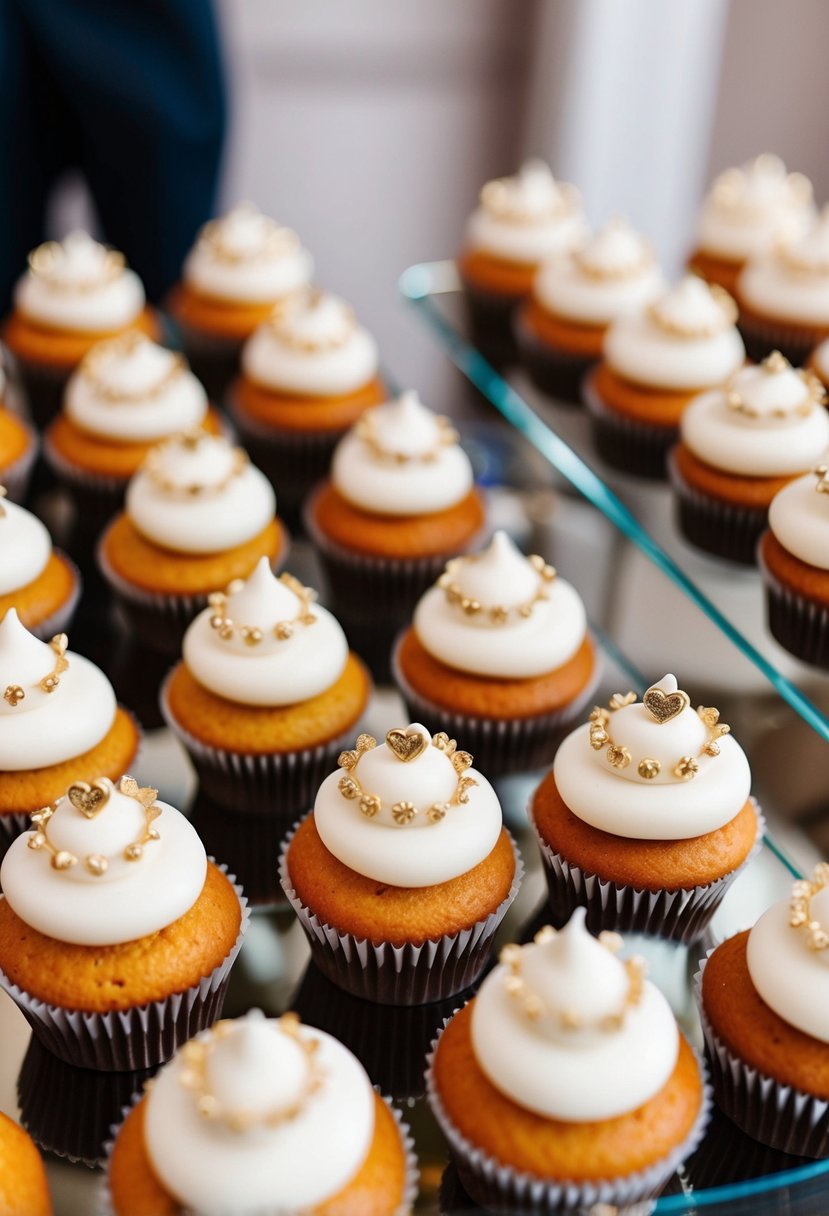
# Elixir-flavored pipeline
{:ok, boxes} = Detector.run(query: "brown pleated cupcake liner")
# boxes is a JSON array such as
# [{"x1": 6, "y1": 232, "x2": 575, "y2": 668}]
[
  {"x1": 292, "y1": 961, "x2": 474, "y2": 1104},
  {"x1": 426, "y1": 1016, "x2": 712, "y2": 1214},
  {"x1": 459, "y1": 276, "x2": 521, "y2": 368},
  {"x1": 28, "y1": 550, "x2": 82, "y2": 641},
  {"x1": 529, "y1": 798, "x2": 765, "y2": 945},
  {"x1": 97, "y1": 525, "x2": 290, "y2": 655},
  {"x1": 100, "y1": 1088, "x2": 419, "y2": 1215},
  {"x1": 172, "y1": 322, "x2": 244, "y2": 406},
  {"x1": 391, "y1": 635, "x2": 602, "y2": 779},
  {"x1": 187, "y1": 792, "x2": 289, "y2": 907},
  {"x1": 736, "y1": 313, "x2": 828, "y2": 369},
  {"x1": 1, "y1": 420, "x2": 38, "y2": 502},
  {"x1": 279, "y1": 819, "x2": 523, "y2": 1006},
  {"x1": 17, "y1": 1037, "x2": 157, "y2": 1168},
  {"x1": 695, "y1": 955, "x2": 829, "y2": 1157},
  {"x1": 513, "y1": 311, "x2": 595, "y2": 406},
  {"x1": 758, "y1": 546, "x2": 829, "y2": 669},
  {"x1": 0, "y1": 864, "x2": 249, "y2": 1071},
  {"x1": 668, "y1": 451, "x2": 768, "y2": 567},
  {"x1": 12, "y1": 356, "x2": 70, "y2": 429},
  {"x1": 160, "y1": 670, "x2": 360, "y2": 818},
  {"x1": 583, "y1": 370, "x2": 677, "y2": 480}
]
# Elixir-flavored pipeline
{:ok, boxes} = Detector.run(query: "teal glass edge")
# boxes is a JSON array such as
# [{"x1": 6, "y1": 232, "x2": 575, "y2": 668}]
[
  {"x1": 400, "y1": 261, "x2": 829, "y2": 1207},
  {"x1": 399, "y1": 261, "x2": 829, "y2": 746}
]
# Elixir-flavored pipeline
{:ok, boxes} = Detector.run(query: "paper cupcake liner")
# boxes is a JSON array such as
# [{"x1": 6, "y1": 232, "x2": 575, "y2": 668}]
[
  {"x1": 0, "y1": 418, "x2": 38, "y2": 502},
  {"x1": 17, "y1": 1037, "x2": 157, "y2": 1168},
  {"x1": 292, "y1": 960, "x2": 474, "y2": 1104},
  {"x1": 437, "y1": 1165, "x2": 658, "y2": 1216},
  {"x1": 758, "y1": 546, "x2": 829, "y2": 669},
  {"x1": 27, "y1": 550, "x2": 82, "y2": 641},
  {"x1": 529, "y1": 797, "x2": 765, "y2": 945},
  {"x1": 668, "y1": 451, "x2": 768, "y2": 567},
  {"x1": 279, "y1": 819, "x2": 524, "y2": 1006},
  {"x1": 0, "y1": 864, "x2": 250, "y2": 1071},
  {"x1": 426, "y1": 1015, "x2": 711, "y2": 1214},
  {"x1": 100, "y1": 1087, "x2": 418, "y2": 1216},
  {"x1": 583, "y1": 370, "x2": 677, "y2": 481},
  {"x1": 460, "y1": 278, "x2": 521, "y2": 369},
  {"x1": 97, "y1": 525, "x2": 290, "y2": 655},
  {"x1": 695, "y1": 954, "x2": 829, "y2": 1157},
  {"x1": 187, "y1": 792, "x2": 289, "y2": 907},
  {"x1": 12, "y1": 356, "x2": 70, "y2": 429},
  {"x1": 174, "y1": 324, "x2": 243, "y2": 406},
  {"x1": 391, "y1": 634, "x2": 602, "y2": 779},
  {"x1": 514, "y1": 312, "x2": 595, "y2": 407},
  {"x1": 160, "y1": 670, "x2": 360, "y2": 817},
  {"x1": 736, "y1": 313, "x2": 828, "y2": 369}
]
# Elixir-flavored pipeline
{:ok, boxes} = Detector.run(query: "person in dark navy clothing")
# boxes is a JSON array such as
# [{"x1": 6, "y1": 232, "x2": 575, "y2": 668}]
[{"x1": 0, "y1": 0, "x2": 226, "y2": 308}]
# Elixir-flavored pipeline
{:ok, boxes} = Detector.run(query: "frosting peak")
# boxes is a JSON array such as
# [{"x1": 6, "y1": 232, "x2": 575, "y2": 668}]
[
  {"x1": 0, "y1": 499, "x2": 52, "y2": 600},
  {"x1": 16, "y1": 231, "x2": 145, "y2": 333},
  {"x1": 184, "y1": 205, "x2": 313, "y2": 306},
  {"x1": 270, "y1": 288, "x2": 356, "y2": 351},
  {"x1": 697, "y1": 156, "x2": 815, "y2": 262},
  {"x1": 470, "y1": 911, "x2": 679, "y2": 1121},
  {"x1": 649, "y1": 275, "x2": 737, "y2": 337},
  {"x1": 481, "y1": 159, "x2": 578, "y2": 223},
  {"x1": 574, "y1": 217, "x2": 655, "y2": 279},
  {"x1": 207, "y1": 557, "x2": 318, "y2": 655},
  {"x1": 727, "y1": 352, "x2": 824, "y2": 419},
  {"x1": 0, "y1": 610, "x2": 68, "y2": 716},
  {"x1": 466, "y1": 160, "x2": 587, "y2": 266},
  {"x1": 711, "y1": 154, "x2": 813, "y2": 214},
  {"x1": 141, "y1": 431, "x2": 250, "y2": 497},
  {"x1": 199, "y1": 203, "x2": 301, "y2": 263},
  {"x1": 28, "y1": 230, "x2": 124, "y2": 290}
]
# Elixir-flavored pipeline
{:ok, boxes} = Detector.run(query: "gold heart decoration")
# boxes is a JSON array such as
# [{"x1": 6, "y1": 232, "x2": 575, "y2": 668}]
[
  {"x1": 67, "y1": 779, "x2": 112, "y2": 819},
  {"x1": 386, "y1": 727, "x2": 428, "y2": 763},
  {"x1": 642, "y1": 686, "x2": 690, "y2": 725}
]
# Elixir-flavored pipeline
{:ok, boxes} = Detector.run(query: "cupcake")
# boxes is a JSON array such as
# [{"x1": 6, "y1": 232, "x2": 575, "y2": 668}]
[
  {"x1": 759, "y1": 465, "x2": 829, "y2": 667},
  {"x1": 0, "y1": 493, "x2": 80, "y2": 638},
  {"x1": 457, "y1": 159, "x2": 586, "y2": 366},
  {"x1": 0, "y1": 772, "x2": 248, "y2": 1070},
  {"x1": 167, "y1": 202, "x2": 314, "y2": 400},
  {"x1": 529, "y1": 674, "x2": 761, "y2": 943},
  {"x1": 98, "y1": 428, "x2": 288, "y2": 653},
  {"x1": 43, "y1": 332, "x2": 219, "y2": 537},
  {"x1": 428, "y1": 910, "x2": 709, "y2": 1213},
  {"x1": 280, "y1": 722, "x2": 522, "y2": 1005},
  {"x1": 2, "y1": 231, "x2": 159, "y2": 426},
  {"x1": 670, "y1": 351, "x2": 829, "y2": 565},
  {"x1": 161, "y1": 557, "x2": 372, "y2": 816},
  {"x1": 393, "y1": 531, "x2": 599, "y2": 776},
  {"x1": 698, "y1": 864, "x2": 829, "y2": 1156},
  {"x1": 107, "y1": 1010, "x2": 416, "y2": 1215},
  {"x1": 0, "y1": 610, "x2": 140, "y2": 855},
  {"x1": 0, "y1": 1111, "x2": 52, "y2": 1215},
  {"x1": 305, "y1": 391, "x2": 486, "y2": 678},
  {"x1": 516, "y1": 217, "x2": 665, "y2": 404},
  {"x1": 229, "y1": 286, "x2": 385, "y2": 525},
  {"x1": 0, "y1": 372, "x2": 37, "y2": 503},
  {"x1": 737, "y1": 205, "x2": 829, "y2": 365},
  {"x1": 583, "y1": 275, "x2": 745, "y2": 479},
  {"x1": 688, "y1": 154, "x2": 814, "y2": 295}
]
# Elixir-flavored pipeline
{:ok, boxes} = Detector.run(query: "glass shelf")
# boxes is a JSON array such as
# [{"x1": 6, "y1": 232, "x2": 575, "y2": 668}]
[{"x1": 399, "y1": 259, "x2": 829, "y2": 747}]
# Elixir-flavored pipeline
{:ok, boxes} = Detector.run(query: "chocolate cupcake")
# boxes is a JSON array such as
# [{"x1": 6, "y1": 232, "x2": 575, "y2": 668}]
[
  {"x1": 670, "y1": 352, "x2": 829, "y2": 565},
  {"x1": 168, "y1": 202, "x2": 314, "y2": 400},
  {"x1": 688, "y1": 154, "x2": 814, "y2": 296},
  {"x1": 458, "y1": 160, "x2": 587, "y2": 366},
  {"x1": 393, "y1": 531, "x2": 599, "y2": 776},
  {"x1": 516, "y1": 217, "x2": 665, "y2": 405},
  {"x1": 530, "y1": 674, "x2": 762, "y2": 943}
]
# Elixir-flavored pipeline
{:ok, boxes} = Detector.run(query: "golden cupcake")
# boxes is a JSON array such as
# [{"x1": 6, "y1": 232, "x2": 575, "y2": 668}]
[
  {"x1": 0, "y1": 1111, "x2": 52, "y2": 1216},
  {"x1": 0, "y1": 493, "x2": 80, "y2": 638}
]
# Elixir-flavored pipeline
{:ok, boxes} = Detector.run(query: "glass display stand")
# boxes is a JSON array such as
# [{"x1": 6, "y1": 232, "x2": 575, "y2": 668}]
[{"x1": 1, "y1": 266, "x2": 828, "y2": 1213}]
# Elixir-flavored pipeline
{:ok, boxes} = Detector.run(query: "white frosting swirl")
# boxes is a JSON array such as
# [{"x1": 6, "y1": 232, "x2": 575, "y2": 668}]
[
  {"x1": 0, "y1": 498, "x2": 51, "y2": 595},
  {"x1": 471, "y1": 910, "x2": 679, "y2": 1121},
  {"x1": 465, "y1": 159, "x2": 587, "y2": 265},
  {"x1": 605, "y1": 276, "x2": 745, "y2": 389},
  {"x1": 534, "y1": 218, "x2": 666, "y2": 325},
  {"x1": 331, "y1": 392, "x2": 474, "y2": 515},
  {"x1": 739, "y1": 206, "x2": 829, "y2": 324},
  {"x1": 413, "y1": 531, "x2": 586, "y2": 678},
  {"x1": 680, "y1": 357, "x2": 829, "y2": 476},
  {"x1": 768, "y1": 470, "x2": 829, "y2": 569},
  {"x1": 746, "y1": 887, "x2": 829, "y2": 1043},
  {"x1": 184, "y1": 203, "x2": 313, "y2": 305},
  {"x1": 65, "y1": 335, "x2": 207, "y2": 442},
  {"x1": 15, "y1": 231, "x2": 145, "y2": 332},
  {"x1": 241, "y1": 289, "x2": 378, "y2": 397},
  {"x1": 143, "y1": 1013, "x2": 375, "y2": 1216},
  {"x1": 183, "y1": 558, "x2": 347, "y2": 707},
  {"x1": 314, "y1": 724, "x2": 503, "y2": 888},
  {"x1": 696, "y1": 155, "x2": 815, "y2": 262},
  {"x1": 0, "y1": 610, "x2": 116, "y2": 771},
  {"x1": 126, "y1": 432, "x2": 275, "y2": 555},
  {"x1": 553, "y1": 675, "x2": 752, "y2": 840},
  {"x1": 0, "y1": 779, "x2": 207, "y2": 946}
]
